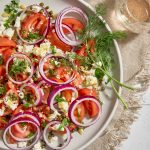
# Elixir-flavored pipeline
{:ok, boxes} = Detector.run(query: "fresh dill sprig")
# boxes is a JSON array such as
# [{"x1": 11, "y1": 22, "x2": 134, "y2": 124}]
[
  {"x1": 3, "y1": 0, "x2": 20, "y2": 28},
  {"x1": 77, "y1": 4, "x2": 133, "y2": 109},
  {"x1": 9, "y1": 59, "x2": 28, "y2": 77}
]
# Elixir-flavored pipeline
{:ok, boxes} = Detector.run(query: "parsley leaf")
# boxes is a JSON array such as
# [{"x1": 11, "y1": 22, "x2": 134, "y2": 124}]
[
  {"x1": 55, "y1": 95, "x2": 66, "y2": 103},
  {"x1": 58, "y1": 118, "x2": 70, "y2": 131},
  {"x1": 0, "y1": 84, "x2": 6, "y2": 97}
]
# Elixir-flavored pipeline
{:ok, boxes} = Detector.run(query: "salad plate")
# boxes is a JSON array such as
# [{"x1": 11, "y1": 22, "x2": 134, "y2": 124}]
[{"x1": 0, "y1": 0, "x2": 123, "y2": 150}]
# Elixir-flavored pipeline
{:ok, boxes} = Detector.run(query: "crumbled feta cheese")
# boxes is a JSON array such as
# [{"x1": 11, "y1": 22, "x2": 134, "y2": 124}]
[
  {"x1": 85, "y1": 76, "x2": 98, "y2": 86},
  {"x1": 17, "y1": 45, "x2": 24, "y2": 52},
  {"x1": 20, "y1": 13, "x2": 27, "y2": 21},
  {"x1": 55, "y1": 48, "x2": 64, "y2": 56},
  {"x1": 52, "y1": 124, "x2": 65, "y2": 131},
  {"x1": 3, "y1": 28, "x2": 14, "y2": 39},
  {"x1": 17, "y1": 141, "x2": 27, "y2": 148},
  {"x1": 58, "y1": 101, "x2": 69, "y2": 112},
  {"x1": 0, "y1": 23, "x2": 5, "y2": 36},
  {"x1": 49, "y1": 136, "x2": 59, "y2": 143},
  {"x1": 0, "y1": 108, "x2": 4, "y2": 116},
  {"x1": 49, "y1": 111, "x2": 60, "y2": 121},
  {"x1": 32, "y1": 141, "x2": 47, "y2": 150},
  {"x1": 24, "y1": 45, "x2": 34, "y2": 53},
  {"x1": 14, "y1": 17, "x2": 21, "y2": 28},
  {"x1": 4, "y1": 97, "x2": 18, "y2": 110},
  {"x1": 32, "y1": 6, "x2": 42, "y2": 13}
]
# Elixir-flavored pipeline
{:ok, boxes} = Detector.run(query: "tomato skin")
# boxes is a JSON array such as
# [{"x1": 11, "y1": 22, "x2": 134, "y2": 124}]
[
  {"x1": 7, "y1": 133, "x2": 17, "y2": 144},
  {"x1": 61, "y1": 90, "x2": 72, "y2": 102},
  {"x1": 0, "y1": 66, "x2": 6, "y2": 77},
  {"x1": 22, "y1": 13, "x2": 47, "y2": 37},
  {"x1": 47, "y1": 29, "x2": 72, "y2": 52},
  {"x1": 0, "y1": 37, "x2": 16, "y2": 48},
  {"x1": 78, "y1": 88, "x2": 97, "y2": 97},
  {"x1": 74, "y1": 103, "x2": 86, "y2": 122},
  {"x1": 62, "y1": 18, "x2": 84, "y2": 32},
  {"x1": 75, "y1": 40, "x2": 95, "y2": 66},
  {"x1": 2, "y1": 49, "x2": 15, "y2": 63},
  {"x1": 71, "y1": 72, "x2": 83, "y2": 87},
  {"x1": 78, "y1": 88, "x2": 99, "y2": 118}
]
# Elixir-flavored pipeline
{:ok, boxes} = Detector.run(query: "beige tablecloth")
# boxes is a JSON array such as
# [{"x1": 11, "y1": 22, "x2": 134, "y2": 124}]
[{"x1": 85, "y1": 0, "x2": 150, "y2": 149}]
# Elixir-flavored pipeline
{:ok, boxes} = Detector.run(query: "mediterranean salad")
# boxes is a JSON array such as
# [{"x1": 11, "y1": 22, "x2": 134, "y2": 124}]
[{"x1": 0, "y1": 0, "x2": 132, "y2": 150}]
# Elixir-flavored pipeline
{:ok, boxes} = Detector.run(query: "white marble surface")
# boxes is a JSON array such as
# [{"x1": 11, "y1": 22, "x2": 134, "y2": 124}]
[{"x1": 122, "y1": 87, "x2": 150, "y2": 150}]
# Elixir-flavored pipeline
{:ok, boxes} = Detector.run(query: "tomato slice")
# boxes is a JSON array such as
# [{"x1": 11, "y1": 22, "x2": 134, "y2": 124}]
[
  {"x1": 10, "y1": 122, "x2": 36, "y2": 139},
  {"x1": 0, "y1": 116, "x2": 8, "y2": 130},
  {"x1": 61, "y1": 90, "x2": 72, "y2": 102},
  {"x1": 62, "y1": 18, "x2": 84, "y2": 32},
  {"x1": 71, "y1": 71, "x2": 83, "y2": 87},
  {"x1": 7, "y1": 133, "x2": 17, "y2": 144},
  {"x1": 74, "y1": 103, "x2": 86, "y2": 122},
  {"x1": 78, "y1": 88, "x2": 99, "y2": 118},
  {"x1": 78, "y1": 88, "x2": 97, "y2": 97},
  {"x1": 75, "y1": 40, "x2": 95, "y2": 66},
  {"x1": 47, "y1": 28, "x2": 72, "y2": 52},
  {"x1": 0, "y1": 65, "x2": 6, "y2": 77},
  {"x1": 21, "y1": 13, "x2": 47, "y2": 37},
  {"x1": 2, "y1": 49, "x2": 15, "y2": 63},
  {"x1": 0, "y1": 37, "x2": 16, "y2": 48}
]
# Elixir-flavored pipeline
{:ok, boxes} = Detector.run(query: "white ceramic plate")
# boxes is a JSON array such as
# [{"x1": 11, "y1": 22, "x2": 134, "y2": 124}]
[{"x1": 0, "y1": 0, "x2": 123, "y2": 150}]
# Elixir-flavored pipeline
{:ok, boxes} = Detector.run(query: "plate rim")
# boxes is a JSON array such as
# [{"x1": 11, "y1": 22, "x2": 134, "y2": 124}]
[{"x1": 77, "y1": 0, "x2": 123, "y2": 150}]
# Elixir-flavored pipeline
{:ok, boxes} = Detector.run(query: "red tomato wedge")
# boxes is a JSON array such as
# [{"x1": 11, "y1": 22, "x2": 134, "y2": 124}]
[
  {"x1": 74, "y1": 103, "x2": 86, "y2": 122},
  {"x1": 7, "y1": 133, "x2": 17, "y2": 144},
  {"x1": 0, "y1": 65, "x2": 6, "y2": 76},
  {"x1": 2, "y1": 49, "x2": 15, "y2": 63},
  {"x1": 78, "y1": 88, "x2": 99, "y2": 118},
  {"x1": 61, "y1": 90, "x2": 72, "y2": 102},
  {"x1": 21, "y1": 13, "x2": 47, "y2": 37},
  {"x1": 62, "y1": 18, "x2": 84, "y2": 32},
  {"x1": 10, "y1": 122, "x2": 36, "y2": 139},
  {"x1": 75, "y1": 40, "x2": 95, "y2": 66},
  {"x1": 47, "y1": 29, "x2": 72, "y2": 52},
  {"x1": 71, "y1": 71, "x2": 83, "y2": 87},
  {"x1": 0, "y1": 37, "x2": 16, "y2": 48}
]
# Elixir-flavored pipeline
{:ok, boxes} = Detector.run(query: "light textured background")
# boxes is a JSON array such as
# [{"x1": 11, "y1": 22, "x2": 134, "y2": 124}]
[{"x1": 122, "y1": 87, "x2": 150, "y2": 150}]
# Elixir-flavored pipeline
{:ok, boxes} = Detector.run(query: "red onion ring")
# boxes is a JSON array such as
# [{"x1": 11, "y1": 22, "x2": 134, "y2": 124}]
[
  {"x1": 43, "y1": 121, "x2": 71, "y2": 150},
  {"x1": 12, "y1": 111, "x2": 41, "y2": 126},
  {"x1": 47, "y1": 84, "x2": 78, "y2": 112},
  {"x1": 68, "y1": 96, "x2": 101, "y2": 127},
  {"x1": 3, "y1": 118, "x2": 41, "y2": 150},
  {"x1": 20, "y1": 83, "x2": 42, "y2": 106},
  {"x1": 39, "y1": 54, "x2": 76, "y2": 85},
  {"x1": 16, "y1": 4, "x2": 50, "y2": 45},
  {"x1": 6, "y1": 53, "x2": 34, "y2": 85},
  {"x1": 55, "y1": 7, "x2": 88, "y2": 46}
]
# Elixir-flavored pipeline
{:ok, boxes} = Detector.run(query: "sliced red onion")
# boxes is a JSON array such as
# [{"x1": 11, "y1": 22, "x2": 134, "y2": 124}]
[
  {"x1": 12, "y1": 111, "x2": 41, "y2": 126},
  {"x1": 3, "y1": 118, "x2": 41, "y2": 150},
  {"x1": 39, "y1": 54, "x2": 76, "y2": 85},
  {"x1": 43, "y1": 121, "x2": 71, "y2": 150},
  {"x1": 55, "y1": 7, "x2": 88, "y2": 46},
  {"x1": 20, "y1": 83, "x2": 42, "y2": 106},
  {"x1": 47, "y1": 84, "x2": 78, "y2": 112},
  {"x1": 16, "y1": 4, "x2": 50, "y2": 45},
  {"x1": 6, "y1": 53, "x2": 34, "y2": 85},
  {"x1": 68, "y1": 96, "x2": 101, "y2": 127}
]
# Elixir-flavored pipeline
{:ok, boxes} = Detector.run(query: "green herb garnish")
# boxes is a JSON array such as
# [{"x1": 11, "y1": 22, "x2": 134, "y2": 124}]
[
  {"x1": 9, "y1": 59, "x2": 28, "y2": 77},
  {"x1": 51, "y1": 45, "x2": 56, "y2": 54},
  {"x1": 77, "y1": 4, "x2": 134, "y2": 109},
  {"x1": 23, "y1": 103, "x2": 30, "y2": 108},
  {"x1": 42, "y1": 122, "x2": 47, "y2": 128},
  {"x1": 27, "y1": 132, "x2": 35, "y2": 138},
  {"x1": 55, "y1": 95, "x2": 66, "y2": 103},
  {"x1": 20, "y1": 122, "x2": 27, "y2": 127},
  {"x1": 0, "y1": 84, "x2": 6, "y2": 96},
  {"x1": 58, "y1": 118, "x2": 70, "y2": 131},
  {"x1": 27, "y1": 32, "x2": 42, "y2": 41},
  {"x1": 0, "y1": 56, "x2": 3, "y2": 65},
  {"x1": 4, "y1": 0, "x2": 20, "y2": 28}
]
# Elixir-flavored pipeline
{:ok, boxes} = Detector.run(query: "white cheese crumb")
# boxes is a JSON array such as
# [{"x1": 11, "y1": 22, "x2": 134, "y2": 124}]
[
  {"x1": 49, "y1": 136, "x2": 59, "y2": 143},
  {"x1": 3, "y1": 28, "x2": 14, "y2": 39},
  {"x1": 85, "y1": 76, "x2": 98, "y2": 86},
  {"x1": 17, "y1": 141, "x2": 27, "y2": 148},
  {"x1": 14, "y1": 17, "x2": 21, "y2": 28},
  {"x1": 49, "y1": 111, "x2": 60, "y2": 121},
  {"x1": 32, "y1": 6, "x2": 42, "y2": 13},
  {"x1": 58, "y1": 101, "x2": 69, "y2": 112},
  {"x1": 0, "y1": 108, "x2": 4, "y2": 116}
]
